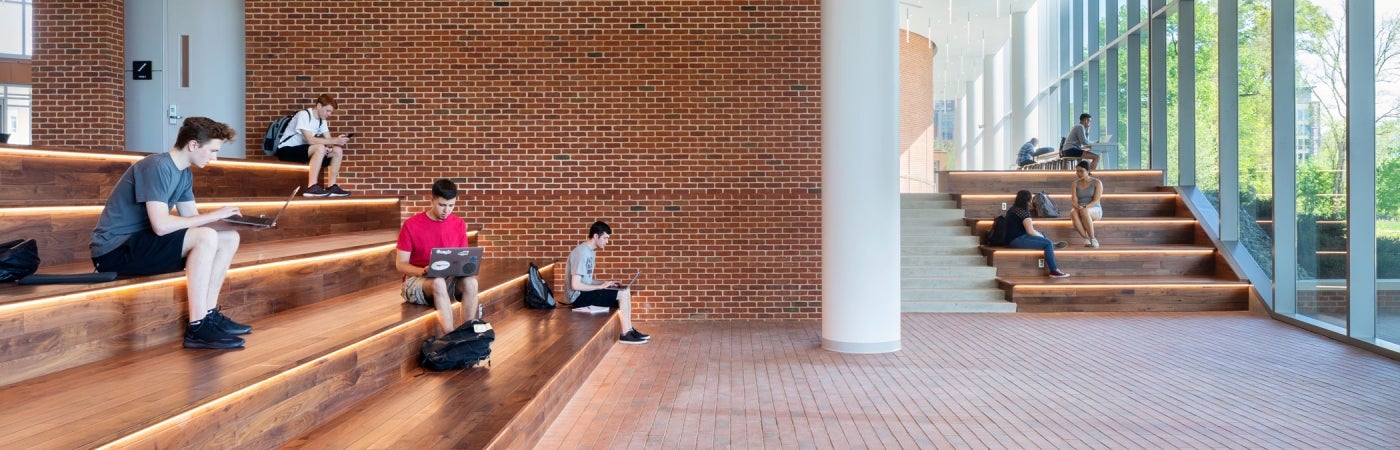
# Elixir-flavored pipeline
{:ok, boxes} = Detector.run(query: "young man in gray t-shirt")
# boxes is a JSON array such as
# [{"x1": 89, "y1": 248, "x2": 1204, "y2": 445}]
[
  {"x1": 91, "y1": 117, "x2": 250, "y2": 350},
  {"x1": 565, "y1": 221, "x2": 649, "y2": 344}
]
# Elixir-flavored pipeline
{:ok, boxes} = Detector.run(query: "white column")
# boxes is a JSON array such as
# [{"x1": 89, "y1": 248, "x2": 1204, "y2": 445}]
[
  {"x1": 1010, "y1": 11, "x2": 1030, "y2": 149},
  {"x1": 820, "y1": 0, "x2": 899, "y2": 353},
  {"x1": 965, "y1": 79, "x2": 980, "y2": 170},
  {"x1": 982, "y1": 54, "x2": 998, "y2": 170},
  {"x1": 953, "y1": 88, "x2": 967, "y2": 170}
]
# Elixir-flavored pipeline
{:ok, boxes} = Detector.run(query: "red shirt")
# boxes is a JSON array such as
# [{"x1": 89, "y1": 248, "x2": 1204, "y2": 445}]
[{"x1": 396, "y1": 211, "x2": 467, "y2": 268}]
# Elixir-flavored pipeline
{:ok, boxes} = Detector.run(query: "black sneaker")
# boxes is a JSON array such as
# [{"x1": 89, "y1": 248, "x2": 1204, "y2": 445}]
[
  {"x1": 325, "y1": 184, "x2": 351, "y2": 197},
  {"x1": 619, "y1": 331, "x2": 648, "y2": 345},
  {"x1": 302, "y1": 184, "x2": 330, "y2": 197},
  {"x1": 627, "y1": 328, "x2": 650, "y2": 340},
  {"x1": 206, "y1": 307, "x2": 251, "y2": 335},
  {"x1": 183, "y1": 320, "x2": 245, "y2": 349}
]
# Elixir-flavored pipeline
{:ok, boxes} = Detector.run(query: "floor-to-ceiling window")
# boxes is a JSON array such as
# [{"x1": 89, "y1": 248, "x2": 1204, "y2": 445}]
[
  {"x1": 0, "y1": 85, "x2": 28, "y2": 145},
  {"x1": 1376, "y1": 1, "x2": 1400, "y2": 345},
  {"x1": 1294, "y1": 0, "x2": 1348, "y2": 330},
  {"x1": 1239, "y1": 0, "x2": 1274, "y2": 280}
]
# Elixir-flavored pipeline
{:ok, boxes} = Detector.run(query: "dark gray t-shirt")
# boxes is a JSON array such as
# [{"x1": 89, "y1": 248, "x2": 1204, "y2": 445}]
[
  {"x1": 564, "y1": 242, "x2": 597, "y2": 303},
  {"x1": 90, "y1": 152, "x2": 195, "y2": 257}
]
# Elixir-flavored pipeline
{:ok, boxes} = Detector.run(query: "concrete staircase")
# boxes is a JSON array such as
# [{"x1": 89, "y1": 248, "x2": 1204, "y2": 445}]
[{"x1": 900, "y1": 193, "x2": 1015, "y2": 313}]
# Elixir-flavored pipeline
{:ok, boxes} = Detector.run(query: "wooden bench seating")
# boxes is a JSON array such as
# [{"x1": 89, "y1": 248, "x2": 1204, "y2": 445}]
[
  {"x1": 939, "y1": 168, "x2": 1251, "y2": 313},
  {"x1": 0, "y1": 145, "x2": 615, "y2": 449},
  {"x1": 0, "y1": 259, "x2": 587, "y2": 449}
]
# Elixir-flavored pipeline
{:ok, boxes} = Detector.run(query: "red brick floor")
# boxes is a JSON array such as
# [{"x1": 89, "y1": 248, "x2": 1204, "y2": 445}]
[{"x1": 538, "y1": 312, "x2": 1400, "y2": 449}]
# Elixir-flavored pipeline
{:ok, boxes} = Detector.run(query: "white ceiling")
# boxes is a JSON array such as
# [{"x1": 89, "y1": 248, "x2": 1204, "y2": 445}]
[{"x1": 900, "y1": 0, "x2": 1038, "y2": 92}]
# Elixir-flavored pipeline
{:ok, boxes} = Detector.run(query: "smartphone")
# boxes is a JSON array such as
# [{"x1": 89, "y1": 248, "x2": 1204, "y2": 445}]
[{"x1": 346, "y1": 133, "x2": 356, "y2": 138}]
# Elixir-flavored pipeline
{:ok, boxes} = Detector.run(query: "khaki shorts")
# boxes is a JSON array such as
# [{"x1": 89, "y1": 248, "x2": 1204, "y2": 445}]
[{"x1": 401, "y1": 276, "x2": 464, "y2": 306}]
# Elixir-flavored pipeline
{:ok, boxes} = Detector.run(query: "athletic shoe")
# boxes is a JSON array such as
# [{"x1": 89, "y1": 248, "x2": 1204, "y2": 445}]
[
  {"x1": 205, "y1": 307, "x2": 251, "y2": 335},
  {"x1": 1089, "y1": 238, "x2": 1100, "y2": 248},
  {"x1": 627, "y1": 328, "x2": 650, "y2": 341},
  {"x1": 1084, "y1": 239, "x2": 1094, "y2": 247},
  {"x1": 1053, "y1": 241, "x2": 1068, "y2": 249},
  {"x1": 1048, "y1": 270, "x2": 1071, "y2": 278},
  {"x1": 326, "y1": 184, "x2": 351, "y2": 197},
  {"x1": 619, "y1": 331, "x2": 648, "y2": 345},
  {"x1": 302, "y1": 184, "x2": 330, "y2": 197},
  {"x1": 183, "y1": 320, "x2": 245, "y2": 349},
  {"x1": 573, "y1": 305, "x2": 610, "y2": 314}
]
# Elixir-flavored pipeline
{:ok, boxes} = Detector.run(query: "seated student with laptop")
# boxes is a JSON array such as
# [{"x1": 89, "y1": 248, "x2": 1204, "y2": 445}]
[
  {"x1": 395, "y1": 179, "x2": 480, "y2": 336},
  {"x1": 90, "y1": 117, "x2": 252, "y2": 349},
  {"x1": 1059, "y1": 113, "x2": 1101, "y2": 170},
  {"x1": 565, "y1": 221, "x2": 650, "y2": 345}
]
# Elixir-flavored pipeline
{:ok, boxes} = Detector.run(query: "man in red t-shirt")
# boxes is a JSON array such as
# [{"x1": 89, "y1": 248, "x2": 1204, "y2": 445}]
[{"x1": 396, "y1": 179, "x2": 479, "y2": 335}]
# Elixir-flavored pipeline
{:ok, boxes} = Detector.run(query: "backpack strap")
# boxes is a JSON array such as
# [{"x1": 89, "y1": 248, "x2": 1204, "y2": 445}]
[{"x1": 275, "y1": 109, "x2": 308, "y2": 147}]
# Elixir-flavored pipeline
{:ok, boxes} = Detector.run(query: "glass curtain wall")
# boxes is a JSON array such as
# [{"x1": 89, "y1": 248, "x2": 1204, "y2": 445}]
[{"x1": 1037, "y1": 0, "x2": 1394, "y2": 352}]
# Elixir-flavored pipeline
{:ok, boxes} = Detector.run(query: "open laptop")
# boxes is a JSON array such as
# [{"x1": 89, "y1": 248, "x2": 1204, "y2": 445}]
[
  {"x1": 606, "y1": 271, "x2": 641, "y2": 290},
  {"x1": 425, "y1": 247, "x2": 485, "y2": 278},
  {"x1": 1095, "y1": 134, "x2": 1115, "y2": 144},
  {"x1": 222, "y1": 187, "x2": 297, "y2": 228}
]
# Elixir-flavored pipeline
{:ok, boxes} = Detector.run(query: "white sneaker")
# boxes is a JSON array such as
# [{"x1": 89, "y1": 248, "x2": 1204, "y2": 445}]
[
  {"x1": 1084, "y1": 239, "x2": 1094, "y2": 248},
  {"x1": 573, "y1": 305, "x2": 610, "y2": 314},
  {"x1": 1090, "y1": 238, "x2": 1100, "y2": 248}
]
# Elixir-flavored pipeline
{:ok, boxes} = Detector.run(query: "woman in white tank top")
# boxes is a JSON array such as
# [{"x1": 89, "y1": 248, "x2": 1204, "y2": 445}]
[{"x1": 1070, "y1": 160, "x2": 1105, "y2": 248}]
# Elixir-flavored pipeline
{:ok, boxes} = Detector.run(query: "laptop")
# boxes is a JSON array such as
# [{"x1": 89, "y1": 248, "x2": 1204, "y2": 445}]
[
  {"x1": 222, "y1": 187, "x2": 297, "y2": 228},
  {"x1": 1095, "y1": 134, "x2": 1114, "y2": 144},
  {"x1": 425, "y1": 247, "x2": 485, "y2": 278},
  {"x1": 606, "y1": 271, "x2": 641, "y2": 290}
]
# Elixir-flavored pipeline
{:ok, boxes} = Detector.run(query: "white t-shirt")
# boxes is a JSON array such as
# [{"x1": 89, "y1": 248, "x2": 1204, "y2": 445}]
[{"x1": 277, "y1": 108, "x2": 328, "y2": 147}]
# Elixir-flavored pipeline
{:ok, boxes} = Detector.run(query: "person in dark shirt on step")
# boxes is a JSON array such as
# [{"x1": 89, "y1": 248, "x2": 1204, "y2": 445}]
[{"x1": 1004, "y1": 190, "x2": 1071, "y2": 278}]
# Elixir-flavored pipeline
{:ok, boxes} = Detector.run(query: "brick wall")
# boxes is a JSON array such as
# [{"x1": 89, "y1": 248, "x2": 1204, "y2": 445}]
[
  {"x1": 31, "y1": 1, "x2": 125, "y2": 150},
  {"x1": 245, "y1": 1, "x2": 823, "y2": 320}
]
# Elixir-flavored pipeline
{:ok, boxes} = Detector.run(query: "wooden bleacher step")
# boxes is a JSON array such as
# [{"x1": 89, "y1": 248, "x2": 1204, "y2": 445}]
[
  {"x1": 282, "y1": 305, "x2": 620, "y2": 450},
  {"x1": 0, "y1": 259, "x2": 564, "y2": 449},
  {"x1": 942, "y1": 168, "x2": 1251, "y2": 313}
]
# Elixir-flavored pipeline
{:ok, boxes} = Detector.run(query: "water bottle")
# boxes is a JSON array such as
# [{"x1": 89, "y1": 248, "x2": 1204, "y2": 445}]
[{"x1": 477, "y1": 304, "x2": 485, "y2": 321}]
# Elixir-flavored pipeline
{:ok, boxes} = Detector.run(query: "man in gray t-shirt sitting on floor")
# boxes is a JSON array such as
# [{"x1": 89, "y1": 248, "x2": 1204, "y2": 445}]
[{"x1": 564, "y1": 221, "x2": 650, "y2": 344}]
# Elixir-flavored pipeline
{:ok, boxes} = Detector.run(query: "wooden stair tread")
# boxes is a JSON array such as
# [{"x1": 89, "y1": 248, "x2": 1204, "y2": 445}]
[
  {"x1": 0, "y1": 258, "x2": 545, "y2": 449},
  {"x1": 997, "y1": 275, "x2": 1247, "y2": 286},
  {"x1": 982, "y1": 243, "x2": 1216, "y2": 252},
  {"x1": 284, "y1": 308, "x2": 614, "y2": 449},
  {"x1": 0, "y1": 196, "x2": 403, "y2": 208},
  {"x1": 0, "y1": 229, "x2": 399, "y2": 305}
]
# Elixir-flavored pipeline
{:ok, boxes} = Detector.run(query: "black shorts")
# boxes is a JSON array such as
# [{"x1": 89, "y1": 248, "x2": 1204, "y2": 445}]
[
  {"x1": 275, "y1": 144, "x2": 333, "y2": 165},
  {"x1": 572, "y1": 289, "x2": 620, "y2": 308},
  {"x1": 93, "y1": 228, "x2": 188, "y2": 275},
  {"x1": 1060, "y1": 147, "x2": 1086, "y2": 158}
]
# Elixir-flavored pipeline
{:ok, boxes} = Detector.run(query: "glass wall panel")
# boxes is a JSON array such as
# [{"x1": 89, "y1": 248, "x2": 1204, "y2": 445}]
[
  {"x1": 1165, "y1": 12, "x2": 1180, "y2": 185},
  {"x1": 1196, "y1": 0, "x2": 1221, "y2": 199},
  {"x1": 1239, "y1": 0, "x2": 1274, "y2": 279},
  {"x1": 1295, "y1": 0, "x2": 1347, "y2": 330},
  {"x1": 1138, "y1": 32, "x2": 1150, "y2": 169},
  {"x1": 1377, "y1": 2, "x2": 1400, "y2": 345}
]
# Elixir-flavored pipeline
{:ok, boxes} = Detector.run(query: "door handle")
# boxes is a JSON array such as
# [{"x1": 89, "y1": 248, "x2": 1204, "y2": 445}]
[{"x1": 168, "y1": 105, "x2": 182, "y2": 125}]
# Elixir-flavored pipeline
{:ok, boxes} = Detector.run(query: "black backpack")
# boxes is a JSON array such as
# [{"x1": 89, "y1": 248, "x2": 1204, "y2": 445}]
[
  {"x1": 1032, "y1": 191, "x2": 1061, "y2": 218},
  {"x1": 261, "y1": 109, "x2": 321, "y2": 156},
  {"x1": 980, "y1": 215, "x2": 1010, "y2": 247},
  {"x1": 524, "y1": 262, "x2": 556, "y2": 309},
  {"x1": 419, "y1": 320, "x2": 495, "y2": 370}
]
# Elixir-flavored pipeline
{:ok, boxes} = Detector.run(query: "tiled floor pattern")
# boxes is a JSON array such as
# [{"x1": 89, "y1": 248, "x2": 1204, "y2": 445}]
[{"x1": 538, "y1": 312, "x2": 1400, "y2": 449}]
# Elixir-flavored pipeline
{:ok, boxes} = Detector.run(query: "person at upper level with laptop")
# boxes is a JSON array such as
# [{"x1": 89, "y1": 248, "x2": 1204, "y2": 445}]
[
  {"x1": 274, "y1": 93, "x2": 353, "y2": 198},
  {"x1": 564, "y1": 221, "x2": 650, "y2": 345},
  {"x1": 90, "y1": 117, "x2": 252, "y2": 349},
  {"x1": 395, "y1": 178, "x2": 480, "y2": 336},
  {"x1": 1059, "y1": 113, "x2": 1102, "y2": 170}
]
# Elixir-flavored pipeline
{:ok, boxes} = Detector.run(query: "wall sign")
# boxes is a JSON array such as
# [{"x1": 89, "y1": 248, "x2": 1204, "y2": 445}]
[{"x1": 132, "y1": 61, "x2": 152, "y2": 80}]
